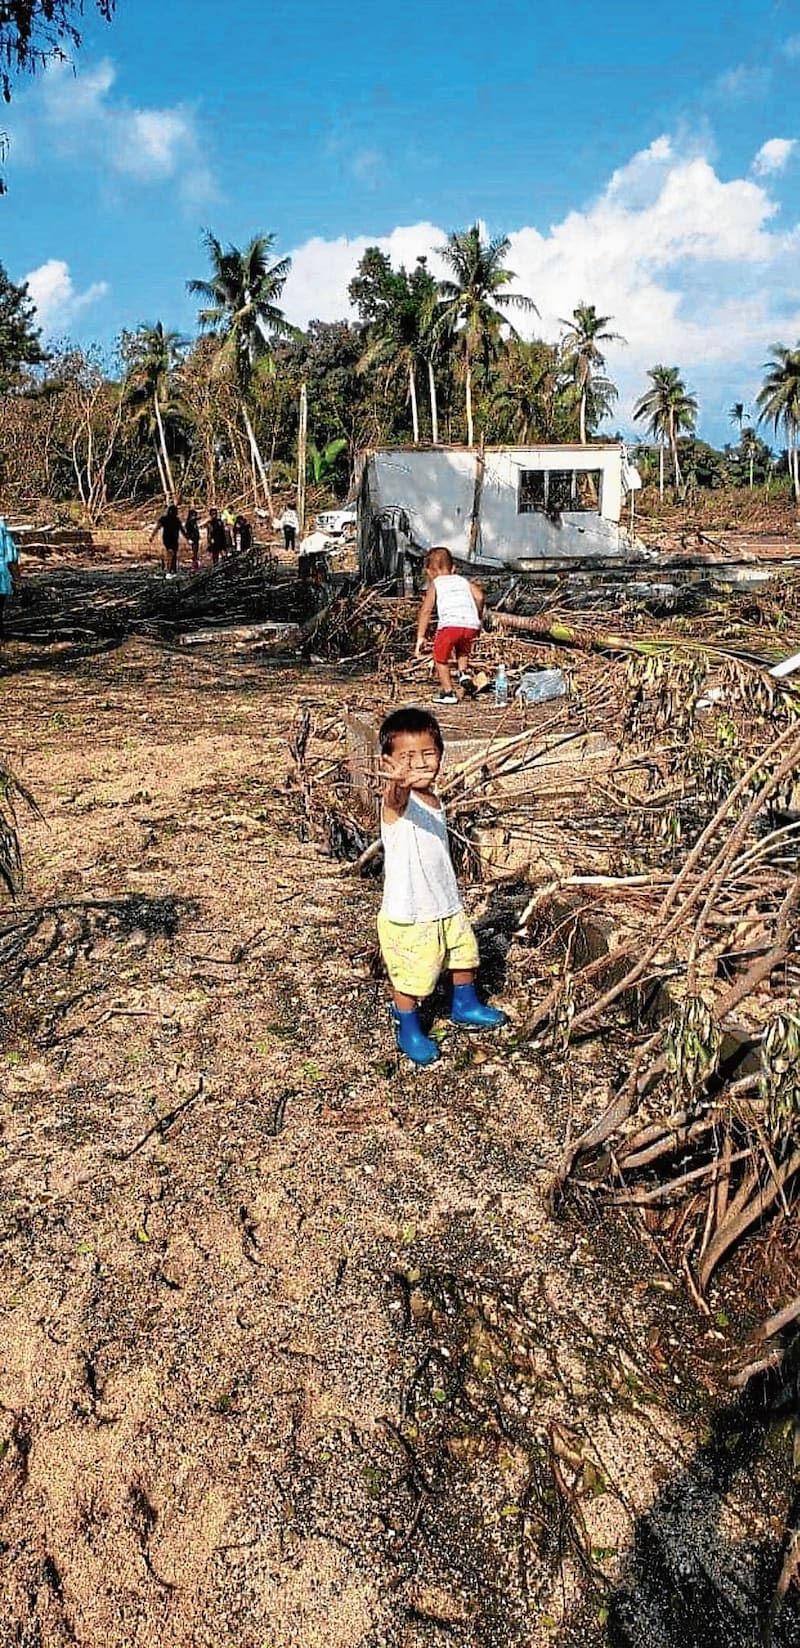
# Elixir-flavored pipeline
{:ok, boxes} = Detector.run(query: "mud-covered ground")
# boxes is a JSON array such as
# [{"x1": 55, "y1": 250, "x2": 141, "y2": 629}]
[{"x1": 1, "y1": 573, "x2": 798, "y2": 1647}]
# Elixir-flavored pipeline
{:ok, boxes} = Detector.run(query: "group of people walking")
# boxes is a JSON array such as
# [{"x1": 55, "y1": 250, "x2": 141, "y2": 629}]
[{"x1": 150, "y1": 504, "x2": 253, "y2": 578}]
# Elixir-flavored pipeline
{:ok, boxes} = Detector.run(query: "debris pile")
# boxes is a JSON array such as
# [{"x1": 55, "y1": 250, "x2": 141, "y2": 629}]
[
  {"x1": 286, "y1": 572, "x2": 800, "y2": 1395},
  {"x1": 2, "y1": 546, "x2": 321, "y2": 650}
]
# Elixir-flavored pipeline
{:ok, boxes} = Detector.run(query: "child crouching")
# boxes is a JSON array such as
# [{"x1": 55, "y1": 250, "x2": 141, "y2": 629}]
[
  {"x1": 378, "y1": 705, "x2": 507, "y2": 1065},
  {"x1": 415, "y1": 545, "x2": 485, "y2": 703}
]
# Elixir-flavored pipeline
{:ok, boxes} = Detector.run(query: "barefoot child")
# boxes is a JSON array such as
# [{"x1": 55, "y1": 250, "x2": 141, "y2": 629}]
[
  {"x1": 378, "y1": 706, "x2": 507, "y2": 1065},
  {"x1": 414, "y1": 546, "x2": 485, "y2": 703}
]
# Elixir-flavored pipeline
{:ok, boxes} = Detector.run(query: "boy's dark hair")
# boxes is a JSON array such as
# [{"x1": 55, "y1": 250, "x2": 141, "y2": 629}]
[
  {"x1": 379, "y1": 706, "x2": 444, "y2": 757},
  {"x1": 426, "y1": 545, "x2": 454, "y2": 573}
]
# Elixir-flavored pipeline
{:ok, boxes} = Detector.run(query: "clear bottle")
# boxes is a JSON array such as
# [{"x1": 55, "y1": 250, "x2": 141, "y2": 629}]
[{"x1": 494, "y1": 663, "x2": 508, "y2": 707}]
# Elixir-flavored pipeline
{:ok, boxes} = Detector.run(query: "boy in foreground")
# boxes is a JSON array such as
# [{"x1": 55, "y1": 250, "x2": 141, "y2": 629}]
[
  {"x1": 378, "y1": 706, "x2": 507, "y2": 1066},
  {"x1": 414, "y1": 546, "x2": 485, "y2": 703}
]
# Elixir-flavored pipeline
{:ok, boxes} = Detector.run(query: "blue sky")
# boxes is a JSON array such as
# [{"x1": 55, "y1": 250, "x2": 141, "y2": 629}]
[{"x1": 3, "y1": 0, "x2": 800, "y2": 446}]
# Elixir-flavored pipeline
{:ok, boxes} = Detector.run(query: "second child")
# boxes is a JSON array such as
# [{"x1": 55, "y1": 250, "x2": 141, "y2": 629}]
[{"x1": 414, "y1": 546, "x2": 485, "y2": 702}]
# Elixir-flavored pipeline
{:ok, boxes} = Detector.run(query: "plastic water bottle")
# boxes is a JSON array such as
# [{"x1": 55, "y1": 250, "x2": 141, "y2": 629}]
[
  {"x1": 494, "y1": 664, "x2": 508, "y2": 707},
  {"x1": 516, "y1": 668, "x2": 567, "y2": 704}
]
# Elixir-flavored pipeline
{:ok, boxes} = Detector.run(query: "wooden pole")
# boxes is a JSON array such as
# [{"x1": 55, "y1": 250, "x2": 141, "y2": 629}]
[
  {"x1": 467, "y1": 443, "x2": 485, "y2": 560},
  {"x1": 297, "y1": 382, "x2": 308, "y2": 536}
]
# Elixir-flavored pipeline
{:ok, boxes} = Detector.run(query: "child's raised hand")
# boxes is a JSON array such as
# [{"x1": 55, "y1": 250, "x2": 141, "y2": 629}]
[{"x1": 379, "y1": 753, "x2": 411, "y2": 789}]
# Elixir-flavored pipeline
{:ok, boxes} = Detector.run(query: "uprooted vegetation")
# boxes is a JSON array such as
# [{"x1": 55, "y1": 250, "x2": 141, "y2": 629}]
[
  {"x1": 1, "y1": 545, "x2": 799, "y2": 1646},
  {"x1": 288, "y1": 573, "x2": 800, "y2": 1384}
]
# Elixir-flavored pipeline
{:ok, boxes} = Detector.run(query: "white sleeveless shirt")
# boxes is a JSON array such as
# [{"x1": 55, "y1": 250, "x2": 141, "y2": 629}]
[
  {"x1": 380, "y1": 791, "x2": 463, "y2": 923},
  {"x1": 433, "y1": 574, "x2": 480, "y2": 631}
]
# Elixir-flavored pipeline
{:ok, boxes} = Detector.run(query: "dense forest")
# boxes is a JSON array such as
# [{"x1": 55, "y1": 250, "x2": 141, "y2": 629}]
[{"x1": 0, "y1": 226, "x2": 798, "y2": 521}]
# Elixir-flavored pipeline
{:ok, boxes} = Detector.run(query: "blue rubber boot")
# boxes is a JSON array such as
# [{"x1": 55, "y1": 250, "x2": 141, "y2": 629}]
[
  {"x1": 451, "y1": 982, "x2": 508, "y2": 1029},
  {"x1": 391, "y1": 1006, "x2": 440, "y2": 1065}
]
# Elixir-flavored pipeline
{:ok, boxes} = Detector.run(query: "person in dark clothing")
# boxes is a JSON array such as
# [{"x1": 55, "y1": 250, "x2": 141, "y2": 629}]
[
  {"x1": 205, "y1": 509, "x2": 227, "y2": 567},
  {"x1": 234, "y1": 514, "x2": 253, "y2": 554},
  {"x1": 281, "y1": 504, "x2": 299, "y2": 553},
  {"x1": 149, "y1": 503, "x2": 187, "y2": 578},
  {"x1": 185, "y1": 508, "x2": 201, "y2": 575}
]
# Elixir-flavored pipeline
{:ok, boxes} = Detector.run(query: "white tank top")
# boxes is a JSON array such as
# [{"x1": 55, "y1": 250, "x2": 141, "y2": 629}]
[
  {"x1": 433, "y1": 574, "x2": 480, "y2": 631},
  {"x1": 380, "y1": 791, "x2": 463, "y2": 923}
]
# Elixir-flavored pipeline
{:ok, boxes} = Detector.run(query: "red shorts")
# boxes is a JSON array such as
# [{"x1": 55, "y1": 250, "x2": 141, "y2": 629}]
[{"x1": 432, "y1": 626, "x2": 480, "y2": 664}]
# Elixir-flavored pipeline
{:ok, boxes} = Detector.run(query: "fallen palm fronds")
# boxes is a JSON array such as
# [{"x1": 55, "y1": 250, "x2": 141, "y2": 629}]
[
  {"x1": 281, "y1": 574, "x2": 800, "y2": 1339},
  {"x1": 515, "y1": 705, "x2": 800, "y2": 1341},
  {"x1": 2, "y1": 546, "x2": 316, "y2": 652},
  {"x1": 0, "y1": 761, "x2": 41, "y2": 898}
]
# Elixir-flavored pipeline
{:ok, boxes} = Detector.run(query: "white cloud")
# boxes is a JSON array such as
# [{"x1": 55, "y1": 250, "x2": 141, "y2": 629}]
[
  {"x1": 752, "y1": 137, "x2": 796, "y2": 176},
  {"x1": 24, "y1": 259, "x2": 108, "y2": 335},
  {"x1": 715, "y1": 63, "x2": 770, "y2": 100},
  {"x1": 281, "y1": 133, "x2": 800, "y2": 441},
  {"x1": 782, "y1": 35, "x2": 800, "y2": 60},
  {"x1": 282, "y1": 222, "x2": 447, "y2": 329},
  {"x1": 18, "y1": 58, "x2": 215, "y2": 205}
]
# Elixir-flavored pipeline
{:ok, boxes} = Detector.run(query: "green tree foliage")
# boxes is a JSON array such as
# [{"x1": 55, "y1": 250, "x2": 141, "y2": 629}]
[
  {"x1": 729, "y1": 400, "x2": 745, "y2": 441},
  {"x1": 482, "y1": 339, "x2": 563, "y2": 443},
  {"x1": 756, "y1": 343, "x2": 800, "y2": 500},
  {"x1": 121, "y1": 322, "x2": 187, "y2": 501},
  {"x1": 349, "y1": 249, "x2": 443, "y2": 444},
  {"x1": 307, "y1": 437, "x2": 347, "y2": 487},
  {"x1": 188, "y1": 230, "x2": 296, "y2": 505},
  {"x1": 633, "y1": 364, "x2": 698, "y2": 497},
  {"x1": 279, "y1": 320, "x2": 381, "y2": 464},
  {"x1": 558, "y1": 303, "x2": 624, "y2": 444},
  {"x1": 0, "y1": 0, "x2": 116, "y2": 190},
  {"x1": 0, "y1": 0, "x2": 114, "y2": 97},
  {"x1": 437, "y1": 224, "x2": 538, "y2": 446},
  {"x1": 0, "y1": 261, "x2": 47, "y2": 389}
]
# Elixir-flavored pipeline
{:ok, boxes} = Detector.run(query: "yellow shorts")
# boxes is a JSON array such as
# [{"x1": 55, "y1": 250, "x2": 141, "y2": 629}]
[{"x1": 377, "y1": 909, "x2": 479, "y2": 999}]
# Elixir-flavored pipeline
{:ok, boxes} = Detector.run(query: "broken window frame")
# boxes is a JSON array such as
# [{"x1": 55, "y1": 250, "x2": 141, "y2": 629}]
[{"x1": 517, "y1": 469, "x2": 603, "y2": 515}]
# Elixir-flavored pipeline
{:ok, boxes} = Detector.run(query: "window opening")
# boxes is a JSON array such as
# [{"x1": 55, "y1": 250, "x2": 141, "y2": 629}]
[{"x1": 518, "y1": 468, "x2": 603, "y2": 514}]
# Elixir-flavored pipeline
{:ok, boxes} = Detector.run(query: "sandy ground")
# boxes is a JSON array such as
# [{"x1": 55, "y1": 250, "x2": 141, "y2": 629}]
[{"x1": 1, "y1": 616, "x2": 798, "y2": 1648}]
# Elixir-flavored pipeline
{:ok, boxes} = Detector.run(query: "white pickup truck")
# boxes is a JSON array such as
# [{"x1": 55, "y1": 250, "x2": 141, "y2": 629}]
[{"x1": 315, "y1": 506, "x2": 356, "y2": 538}]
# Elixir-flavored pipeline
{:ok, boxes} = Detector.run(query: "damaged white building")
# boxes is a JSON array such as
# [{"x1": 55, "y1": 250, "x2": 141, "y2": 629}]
[{"x1": 358, "y1": 443, "x2": 641, "y2": 581}]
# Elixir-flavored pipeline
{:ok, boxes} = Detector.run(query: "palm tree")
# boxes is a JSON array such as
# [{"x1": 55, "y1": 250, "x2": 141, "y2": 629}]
[
  {"x1": 122, "y1": 322, "x2": 185, "y2": 501},
  {"x1": 559, "y1": 304, "x2": 625, "y2": 444},
  {"x1": 484, "y1": 339, "x2": 561, "y2": 443},
  {"x1": 740, "y1": 426, "x2": 758, "y2": 490},
  {"x1": 411, "y1": 257, "x2": 446, "y2": 444},
  {"x1": 357, "y1": 271, "x2": 425, "y2": 444},
  {"x1": 729, "y1": 401, "x2": 746, "y2": 444},
  {"x1": 756, "y1": 343, "x2": 800, "y2": 500},
  {"x1": 437, "y1": 224, "x2": 538, "y2": 446},
  {"x1": 349, "y1": 251, "x2": 443, "y2": 445},
  {"x1": 187, "y1": 231, "x2": 295, "y2": 506},
  {"x1": 633, "y1": 365, "x2": 698, "y2": 499}
]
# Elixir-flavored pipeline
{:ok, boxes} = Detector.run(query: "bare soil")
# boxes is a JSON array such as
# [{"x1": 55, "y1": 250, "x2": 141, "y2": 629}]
[{"x1": 1, "y1": 554, "x2": 798, "y2": 1647}]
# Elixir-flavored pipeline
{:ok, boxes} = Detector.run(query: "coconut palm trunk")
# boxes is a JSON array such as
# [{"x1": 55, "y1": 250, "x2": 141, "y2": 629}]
[
  {"x1": 241, "y1": 401, "x2": 273, "y2": 512},
  {"x1": 465, "y1": 357, "x2": 474, "y2": 447},
  {"x1": 659, "y1": 445, "x2": 665, "y2": 501},
  {"x1": 579, "y1": 384, "x2": 587, "y2": 446},
  {"x1": 427, "y1": 359, "x2": 439, "y2": 444},
  {"x1": 789, "y1": 425, "x2": 800, "y2": 500},
  {"x1": 154, "y1": 443, "x2": 169, "y2": 503},
  {"x1": 408, "y1": 364, "x2": 420, "y2": 444},
  {"x1": 153, "y1": 391, "x2": 177, "y2": 502},
  {"x1": 669, "y1": 410, "x2": 682, "y2": 491}
]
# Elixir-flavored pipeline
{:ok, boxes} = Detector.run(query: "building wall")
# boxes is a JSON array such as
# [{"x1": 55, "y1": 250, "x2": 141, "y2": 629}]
[{"x1": 366, "y1": 446, "x2": 627, "y2": 568}]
